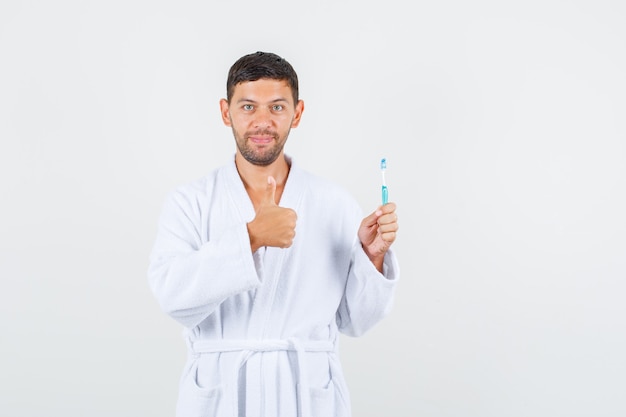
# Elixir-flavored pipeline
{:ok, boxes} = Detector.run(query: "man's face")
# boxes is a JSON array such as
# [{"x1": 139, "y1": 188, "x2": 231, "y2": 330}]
[{"x1": 220, "y1": 78, "x2": 304, "y2": 166}]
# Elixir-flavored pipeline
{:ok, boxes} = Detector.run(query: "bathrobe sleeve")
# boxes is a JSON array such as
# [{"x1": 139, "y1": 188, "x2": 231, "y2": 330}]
[
  {"x1": 147, "y1": 185, "x2": 260, "y2": 329},
  {"x1": 336, "y1": 239, "x2": 400, "y2": 337}
]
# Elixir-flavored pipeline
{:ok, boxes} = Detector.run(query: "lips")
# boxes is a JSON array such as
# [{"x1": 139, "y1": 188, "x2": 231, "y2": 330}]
[
  {"x1": 249, "y1": 136, "x2": 274, "y2": 144},
  {"x1": 247, "y1": 131, "x2": 277, "y2": 144}
]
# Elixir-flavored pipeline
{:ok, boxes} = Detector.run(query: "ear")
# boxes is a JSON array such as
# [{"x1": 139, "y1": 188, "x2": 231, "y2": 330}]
[
  {"x1": 219, "y1": 98, "x2": 231, "y2": 126},
  {"x1": 291, "y1": 100, "x2": 305, "y2": 128}
]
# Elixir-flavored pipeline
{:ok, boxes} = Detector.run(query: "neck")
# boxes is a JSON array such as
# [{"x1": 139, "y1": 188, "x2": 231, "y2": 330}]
[{"x1": 235, "y1": 152, "x2": 291, "y2": 192}]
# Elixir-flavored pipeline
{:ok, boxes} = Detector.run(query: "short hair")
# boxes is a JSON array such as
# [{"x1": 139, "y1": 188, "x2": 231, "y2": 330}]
[{"x1": 226, "y1": 51, "x2": 299, "y2": 105}]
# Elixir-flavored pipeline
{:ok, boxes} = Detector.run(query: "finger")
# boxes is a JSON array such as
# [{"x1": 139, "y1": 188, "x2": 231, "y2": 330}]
[
  {"x1": 263, "y1": 176, "x2": 277, "y2": 206},
  {"x1": 379, "y1": 202, "x2": 396, "y2": 215},
  {"x1": 288, "y1": 208, "x2": 298, "y2": 222},
  {"x1": 377, "y1": 212, "x2": 398, "y2": 226},
  {"x1": 378, "y1": 221, "x2": 399, "y2": 234},
  {"x1": 361, "y1": 208, "x2": 382, "y2": 227},
  {"x1": 380, "y1": 231, "x2": 397, "y2": 244}
]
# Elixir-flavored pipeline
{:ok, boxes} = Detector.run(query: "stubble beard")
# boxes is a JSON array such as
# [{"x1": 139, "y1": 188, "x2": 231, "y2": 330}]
[{"x1": 233, "y1": 128, "x2": 289, "y2": 167}]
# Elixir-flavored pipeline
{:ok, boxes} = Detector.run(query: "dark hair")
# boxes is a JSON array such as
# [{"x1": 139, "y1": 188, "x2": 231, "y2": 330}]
[{"x1": 226, "y1": 51, "x2": 299, "y2": 104}]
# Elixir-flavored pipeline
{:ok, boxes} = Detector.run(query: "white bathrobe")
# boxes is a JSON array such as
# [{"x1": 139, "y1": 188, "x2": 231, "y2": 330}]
[{"x1": 148, "y1": 155, "x2": 399, "y2": 417}]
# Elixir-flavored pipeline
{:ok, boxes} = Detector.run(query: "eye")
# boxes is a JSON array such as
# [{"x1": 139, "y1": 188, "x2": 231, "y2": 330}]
[
  {"x1": 272, "y1": 104, "x2": 284, "y2": 111},
  {"x1": 243, "y1": 104, "x2": 254, "y2": 111}
]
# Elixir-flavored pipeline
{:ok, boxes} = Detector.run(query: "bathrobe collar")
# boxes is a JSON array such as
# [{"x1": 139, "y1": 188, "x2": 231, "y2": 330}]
[{"x1": 223, "y1": 154, "x2": 306, "y2": 222}]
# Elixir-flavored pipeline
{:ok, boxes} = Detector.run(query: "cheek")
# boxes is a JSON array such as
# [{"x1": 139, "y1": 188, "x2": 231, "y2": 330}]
[
  {"x1": 229, "y1": 113, "x2": 250, "y2": 126},
  {"x1": 279, "y1": 114, "x2": 297, "y2": 126}
]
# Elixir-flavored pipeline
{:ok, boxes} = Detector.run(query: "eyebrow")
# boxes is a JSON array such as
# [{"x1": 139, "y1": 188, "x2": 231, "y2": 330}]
[{"x1": 236, "y1": 97, "x2": 290, "y2": 104}]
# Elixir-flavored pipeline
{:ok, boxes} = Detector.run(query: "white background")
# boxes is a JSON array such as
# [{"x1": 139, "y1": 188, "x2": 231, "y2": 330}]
[{"x1": 1, "y1": 1, "x2": 625, "y2": 416}]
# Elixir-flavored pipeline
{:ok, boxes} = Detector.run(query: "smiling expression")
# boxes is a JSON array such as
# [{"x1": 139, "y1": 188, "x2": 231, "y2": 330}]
[{"x1": 221, "y1": 78, "x2": 304, "y2": 166}]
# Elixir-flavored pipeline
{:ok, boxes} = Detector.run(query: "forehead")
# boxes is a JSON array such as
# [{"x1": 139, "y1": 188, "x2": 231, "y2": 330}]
[{"x1": 232, "y1": 78, "x2": 294, "y2": 103}]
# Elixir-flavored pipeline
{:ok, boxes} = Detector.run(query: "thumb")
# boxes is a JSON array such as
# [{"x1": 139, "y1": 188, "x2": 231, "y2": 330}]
[
  {"x1": 262, "y1": 175, "x2": 277, "y2": 206},
  {"x1": 362, "y1": 207, "x2": 383, "y2": 227}
]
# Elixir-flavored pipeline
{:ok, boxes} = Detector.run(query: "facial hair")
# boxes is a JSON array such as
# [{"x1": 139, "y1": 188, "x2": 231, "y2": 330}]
[{"x1": 232, "y1": 127, "x2": 289, "y2": 166}]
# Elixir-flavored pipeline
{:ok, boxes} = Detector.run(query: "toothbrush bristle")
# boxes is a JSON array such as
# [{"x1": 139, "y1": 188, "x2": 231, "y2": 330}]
[{"x1": 380, "y1": 158, "x2": 387, "y2": 170}]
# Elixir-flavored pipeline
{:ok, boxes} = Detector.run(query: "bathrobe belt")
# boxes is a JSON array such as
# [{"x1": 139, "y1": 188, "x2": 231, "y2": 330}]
[{"x1": 189, "y1": 338, "x2": 335, "y2": 417}]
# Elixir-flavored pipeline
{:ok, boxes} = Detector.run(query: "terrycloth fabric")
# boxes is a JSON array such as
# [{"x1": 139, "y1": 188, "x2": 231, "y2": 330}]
[{"x1": 148, "y1": 155, "x2": 399, "y2": 417}]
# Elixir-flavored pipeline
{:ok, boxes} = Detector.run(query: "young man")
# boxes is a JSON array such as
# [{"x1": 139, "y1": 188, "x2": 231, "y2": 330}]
[{"x1": 148, "y1": 51, "x2": 400, "y2": 417}]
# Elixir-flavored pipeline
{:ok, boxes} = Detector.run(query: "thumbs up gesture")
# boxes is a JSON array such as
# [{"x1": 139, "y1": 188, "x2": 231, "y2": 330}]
[{"x1": 246, "y1": 176, "x2": 298, "y2": 252}]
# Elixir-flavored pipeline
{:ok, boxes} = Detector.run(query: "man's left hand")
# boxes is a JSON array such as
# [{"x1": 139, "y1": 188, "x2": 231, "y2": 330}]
[{"x1": 358, "y1": 202, "x2": 398, "y2": 272}]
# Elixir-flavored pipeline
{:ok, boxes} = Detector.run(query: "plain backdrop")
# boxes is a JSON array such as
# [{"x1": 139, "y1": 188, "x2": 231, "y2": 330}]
[{"x1": 1, "y1": 1, "x2": 625, "y2": 416}]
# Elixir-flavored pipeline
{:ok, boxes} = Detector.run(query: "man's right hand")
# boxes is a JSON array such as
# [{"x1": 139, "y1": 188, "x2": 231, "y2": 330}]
[{"x1": 247, "y1": 176, "x2": 297, "y2": 252}]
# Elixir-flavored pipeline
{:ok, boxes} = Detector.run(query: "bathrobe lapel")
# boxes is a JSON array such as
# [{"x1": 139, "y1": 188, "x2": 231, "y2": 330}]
[
  {"x1": 222, "y1": 157, "x2": 306, "y2": 338},
  {"x1": 220, "y1": 157, "x2": 305, "y2": 227}
]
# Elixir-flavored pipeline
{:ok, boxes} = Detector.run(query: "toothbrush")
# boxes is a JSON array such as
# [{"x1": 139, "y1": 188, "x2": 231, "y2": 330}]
[{"x1": 380, "y1": 158, "x2": 388, "y2": 205}]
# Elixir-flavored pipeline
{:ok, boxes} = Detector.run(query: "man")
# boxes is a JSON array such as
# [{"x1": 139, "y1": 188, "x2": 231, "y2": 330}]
[{"x1": 148, "y1": 51, "x2": 399, "y2": 417}]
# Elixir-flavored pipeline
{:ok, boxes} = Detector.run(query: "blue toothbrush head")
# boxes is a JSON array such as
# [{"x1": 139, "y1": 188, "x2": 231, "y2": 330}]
[{"x1": 380, "y1": 158, "x2": 387, "y2": 170}]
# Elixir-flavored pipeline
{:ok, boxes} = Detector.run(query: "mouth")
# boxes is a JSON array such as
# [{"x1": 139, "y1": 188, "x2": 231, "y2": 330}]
[
  {"x1": 247, "y1": 131, "x2": 277, "y2": 145},
  {"x1": 249, "y1": 136, "x2": 274, "y2": 144}
]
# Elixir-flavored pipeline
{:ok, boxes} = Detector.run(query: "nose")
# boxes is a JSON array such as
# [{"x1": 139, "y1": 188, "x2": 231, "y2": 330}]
[{"x1": 253, "y1": 107, "x2": 273, "y2": 129}]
